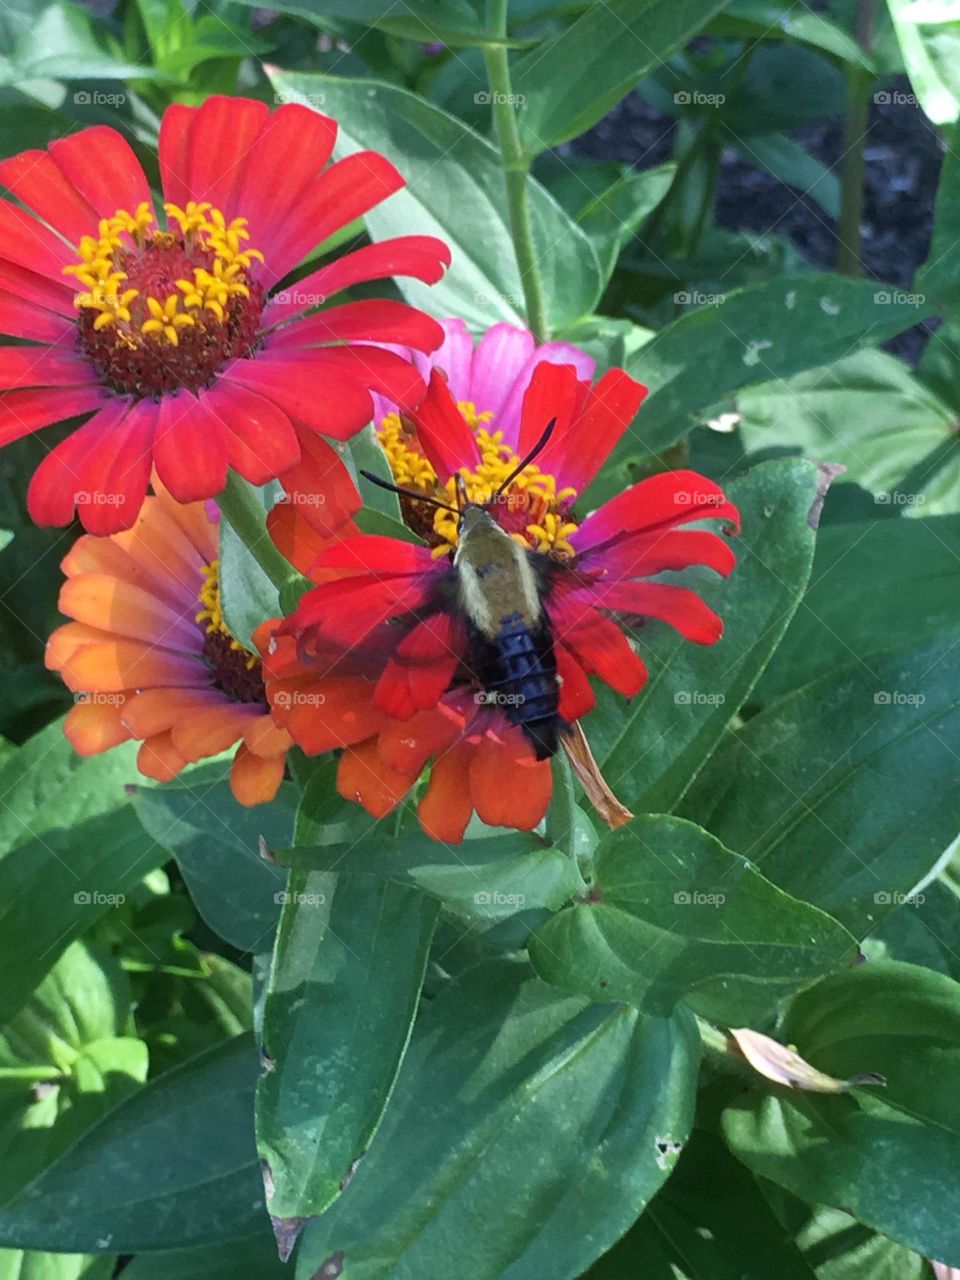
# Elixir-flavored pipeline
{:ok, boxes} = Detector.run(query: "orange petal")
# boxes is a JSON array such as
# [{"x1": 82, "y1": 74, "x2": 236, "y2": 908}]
[
  {"x1": 170, "y1": 703, "x2": 256, "y2": 762},
  {"x1": 337, "y1": 736, "x2": 413, "y2": 818},
  {"x1": 469, "y1": 728, "x2": 552, "y2": 830},
  {"x1": 58, "y1": 637, "x2": 208, "y2": 692},
  {"x1": 418, "y1": 740, "x2": 474, "y2": 843},
  {"x1": 230, "y1": 743, "x2": 286, "y2": 806},
  {"x1": 243, "y1": 712, "x2": 293, "y2": 758},
  {"x1": 377, "y1": 702, "x2": 463, "y2": 776},
  {"x1": 281, "y1": 676, "x2": 383, "y2": 753},
  {"x1": 45, "y1": 621, "x2": 111, "y2": 676},
  {"x1": 59, "y1": 574, "x2": 195, "y2": 646},
  {"x1": 122, "y1": 687, "x2": 221, "y2": 738},
  {"x1": 137, "y1": 731, "x2": 186, "y2": 782},
  {"x1": 64, "y1": 695, "x2": 132, "y2": 754}
]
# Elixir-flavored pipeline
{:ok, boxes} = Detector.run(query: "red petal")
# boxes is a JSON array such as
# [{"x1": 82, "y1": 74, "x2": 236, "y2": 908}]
[
  {"x1": 419, "y1": 739, "x2": 474, "y2": 843},
  {"x1": 315, "y1": 535, "x2": 436, "y2": 576},
  {"x1": 543, "y1": 368, "x2": 648, "y2": 494},
  {"x1": 277, "y1": 427, "x2": 359, "y2": 536},
  {"x1": 579, "y1": 529, "x2": 736, "y2": 579},
  {"x1": 550, "y1": 600, "x2": 647, "y2": 697},
  {"x1": 264, "y1": 151, "x2": 404, "y2": 285},
  {"x1": 278, "y1": 676, "x2": 383, "y2": 754},
  {"x1": 266, "y1": 501, "x2": 351, "y2": 579},
  {"x1": 0, "y1": 385, "x2": 105, "y2": 450},
  {"x1": 378, "y1": 702, "x2": 464, "y2": 776},
  {"x1": 573, "y1": 470, "x2": 740, "y2": 552},
  {"x1": 0, "y1": 150, "x2": 98, "y2": 245},
  {"x1": 269, "y1": 300, "x2": 443, "y2": 352},
  {"x1": 203, "y1": 381, "x2": 300, "y2": 485},
  {"x1": 221, "y1": 353, "x2": 374, "y2": 442},
  {"x1": 585, "y1": 581, "x2": 724, "y2": 644},
  {"x1": 0, "y1": 200, "x2": 73, "y2": 277},
  {"x1": 286, "y1": 572, "x2": 434, "y2": 655},
  {"x1": 515, "y1": 360, "x2": 581, "y2": 466},
  {"x1": 77, "y1": 397, "x2": 158, "y2": 535},
  {"x1": 469, "y1": 727, "x2": 552, "y2": 830},
  {"x1": 288, "y1": 345, "x2": 428, "y2": 416},
  {"x1": 374, "y1": 613, "x2": 463, "y2": 719},
  {"x1": 184, "y1": 95, "x2": 270, "y2": 215},
  {"x1": 49, "y1": 127, "x2": 152, "y2": 218},
  {"x1": 26, "y1": 396, "x2": 131, "y2": 528},
  {"x1": 263, "y1": 236, "x2": 451, "y2": 327},
  {"x1": 0, "y1": 258, "x2": 74, "y2": 314},
  {"x1": 153, "y1": 392, "x2": 228, "y2": 503},
  {"x1": 555, "y1": 641, "x2": 595, "y2": 721},
  {"x1": 0, "y1": 347, "x2": 96, "y2": 389},
  {"x1": 411, "y1": 368, "x2": 481, "y2": 482},
  {"x1": 0, "y1": 293, "x2": 72, "y2": 343}
]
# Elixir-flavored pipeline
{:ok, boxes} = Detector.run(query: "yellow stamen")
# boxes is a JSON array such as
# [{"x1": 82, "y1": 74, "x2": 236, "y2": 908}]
[
  {"x1": 377, "y1": 401, "x2": 579, "y2": 558},
  {"x1": 195, "y1": 560, "x2": 258, "y2": 669}
]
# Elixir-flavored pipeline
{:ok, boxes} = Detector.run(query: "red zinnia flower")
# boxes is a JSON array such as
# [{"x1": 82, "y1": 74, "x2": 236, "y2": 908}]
[
  {"x1": 265, "y1": 321, "x2": 740, "y2": 842},
  {"x1": 0, "y1": 95, "x2": 450, "y2": 534},
  {"x1": 47, "y1": 480, "x2": 292, "y2": 805}
]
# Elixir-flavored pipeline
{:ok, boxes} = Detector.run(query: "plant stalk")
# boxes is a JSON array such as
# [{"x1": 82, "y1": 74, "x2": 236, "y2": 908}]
[
  {"x1": 837, "y1": 0, "x2": 876, "y2": 275},
  {"x1": 217, "y1": 470, "x2": 302, "y2": 595},
  {"x1": 483, "y1": 0, "x2": 549, "y2": 341}
]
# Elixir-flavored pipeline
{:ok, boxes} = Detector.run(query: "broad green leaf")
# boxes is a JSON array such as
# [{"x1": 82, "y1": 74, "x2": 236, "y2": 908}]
[
  {"x1": 794, "y1": 1205, "x2": 927, "y2": 1279},
  {"x1": 0, "y1": 1253, "x2": 114, "y2": 1280},
  {"x1": 218, "y1": 482, "x2": 283, "y2": 653},
  {"x1": 256, "y1": 874, "x2": 439, "y2": 1220},
  {"x1": 709, "y1": 0, "x2": 876, "y2": 69},
  {"x1": 723, "y1": 962, "x2": 960, "y2": 1265},
  {"x1": 755, "y1": 513, "x2": 960, "y2": 703},
  {"x1": 587, "y1": 459, "x2": 821, "y2": 815},
  {"x1": 132, "y1": 775, "x2": 294, "y2": 953},
  {"x1": 735, "y1": 132, "x2": 840, "y2": 217},
  {"x1": 512, "y1": 0, "x2": 734, "y2": 153},
  {"x1": 267, "y1": 68, "x2": 604, "y2": 334},
  {"x1": 278, "y1": 830, "x2": 582, "y2": 921},
  {"x1": 607, "y1": 275, "x2": 936, "y2": 466},
  {"x1": 886, "y1": 0, "x2": 960, "y2": 122},
  {"x1": 587, "y1": 1131, "x2": 818, "y2": 1278},
  {"x1": 864, "y1": 879, "x2": 960, "y2": 981},
  {"x1": 0, "y1": 724, "x2": 158, "y2": 1024},
  {"x1": 528, "y1": 815, "x2": 856, "y2": 1022},
  {"x1": 918, "y1": 120, "x2": 960, "y2": 298},
  {"x1": 682, "y1": 635, "x2": 960, "y2": 935},
  {"x1": 295, "y1": 959, "x2": 699, "y2": 1280},
  {"x1": 0, "y1": 1036, "x2": 263, "y2": 1253},
  {"x1": 231, "y1": 0, "x2": 485, "y2": 44},
  {"x1": 5, "y1": 3, "x2": 170, "y2": 84},
  {"x1": 121, "y1": 1234, "x2": 289, "y2": 1279},
  {"x1": 736, "y1": 349, "x2": 957, "y2": 506}
]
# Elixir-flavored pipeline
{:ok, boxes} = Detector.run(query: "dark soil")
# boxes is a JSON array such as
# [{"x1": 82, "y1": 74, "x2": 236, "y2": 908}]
[{"x1": 570, "y1": 76, "x2": 945, "y2": 364}]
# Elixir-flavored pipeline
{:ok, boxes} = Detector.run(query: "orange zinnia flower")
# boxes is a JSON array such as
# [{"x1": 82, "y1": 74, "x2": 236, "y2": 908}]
[{"x1": 46, "y1": 481, "x2": 291, "y2": 805}]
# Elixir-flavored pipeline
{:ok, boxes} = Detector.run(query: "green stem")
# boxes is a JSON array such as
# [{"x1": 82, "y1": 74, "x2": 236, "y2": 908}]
[
  {"x1": 837, "y1": 0, "x2": 876, "y2": 275},
  {"x1": 217, "y1": 470, "x2": 305, "y2": 597},
  {"x1": 482, "y1": 0, "x2": 549, "y2": 341},
  {"x1": 545, "y1": 752, "x2": 578, "y2": 851}
]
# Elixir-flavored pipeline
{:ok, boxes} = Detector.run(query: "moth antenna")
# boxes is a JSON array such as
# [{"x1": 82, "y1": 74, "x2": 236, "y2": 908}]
[
  {"x1": 493, "y1": 417, "x2": 557, "y2": 499},
  {"x1": 358, "y1": 469, "x2": 460, "y2": 517}
]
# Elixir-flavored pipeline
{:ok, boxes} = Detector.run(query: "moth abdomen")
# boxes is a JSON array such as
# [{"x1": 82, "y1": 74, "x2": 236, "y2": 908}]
[{"x1": 471, "y1": 611, "x2": 561, "y2": 760}]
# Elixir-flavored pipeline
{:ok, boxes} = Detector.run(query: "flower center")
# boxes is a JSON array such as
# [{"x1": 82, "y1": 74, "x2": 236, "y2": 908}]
[
  {"x1": 65, "y1": 201, "x2": 265, "y2": 396},
  {"x1": 196, "y1": 560, "x2": 268, "y2": 705},
  {"x1": 378, "y1": 402, "x2": 578, "y2": 558}
]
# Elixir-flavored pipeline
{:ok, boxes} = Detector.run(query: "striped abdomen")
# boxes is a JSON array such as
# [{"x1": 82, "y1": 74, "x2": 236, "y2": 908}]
[{"x1": 469, "y1": 610, "x2": 560, "y2": 760}]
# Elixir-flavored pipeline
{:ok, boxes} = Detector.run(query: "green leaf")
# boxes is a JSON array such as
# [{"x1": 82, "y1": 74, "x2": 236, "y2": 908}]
[
  {"x1": 294, "y1": 959, "x2": 699, "y2": 1280},
  {"x1": 709, "y1": 0, "x2": 876, "y2": 69},
  {"x1": 609, "y1": 275, "x2": 936, "y2": 466},
  {"x1": 864, "y1": 879, "x2": 960, "y2": 981},
  {"x1": 512, "y1": 0, "x2": 734, "y2": 153},
  {"x1": 120, "y1": 1234, "x2": 289, "y2": 1279},
  {"x1": 257, "y1": 875, "x2": 438, "y2": 1221},
  {"x1": 755, "y1": 513, "x2": 960, "y2": 704},
  {"x1": 267, "y1": 68, "x2": 604, "y2": 334},
  {"x1": 278, "y1": 830, "x2": 583, "y2": 921},
  {"x1": 219, "y1": 481, "x2": 282, "y2": 652},
  {"x1": 919, "y1": 120, "x2": 960, "y2": 299},
  {"x1": 528, "y1": 815, "x2": 856, "y2": 1021},
  {"x1": 0, "y1": 1253, "x2": 114, "y2": 1280},
  {"x1": 231, "y1": 0, "x2": 485, "y2": 45},
  {"x1": 682, "y1": 635, "x2": 960, "y2": 935},
  {"x1": 722, "y1": 961, "x2": 960, "y2": 1265},
  {"x1": 587, "y1": 1131, "x2": 818, "y2": 1278},
  {"x1": 734, "y1": 132, "x2": 840, "y2": 218},
  {"x1": 0, "y1": 724, "x2": 158, "y2": 1025},
  {"x1": 0, "y1": 1036, "x2": 263, "y2": 1253},
  {"x1": 886, "y1": 0, "x2": 960, "y2": 123},
  {"x1": 4, "y1": 3, "x2": 171, "y2": 84},
  {"x1": 587, "y1": 458, "x2": 822, "y2": 815},
  {"x1": 132, "y1": 775, "x2": 294, "y2": 953},
  {"x1": 736, "y1": 349, "x2": 956, "y2": 504}
]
